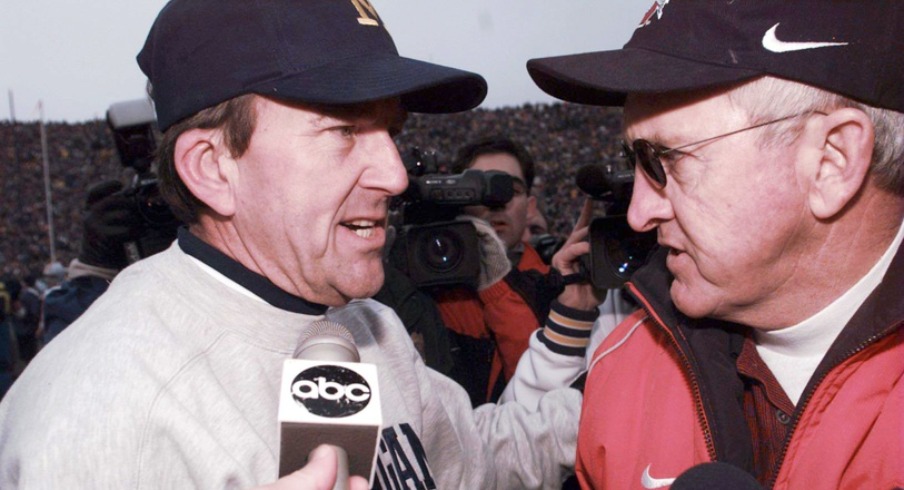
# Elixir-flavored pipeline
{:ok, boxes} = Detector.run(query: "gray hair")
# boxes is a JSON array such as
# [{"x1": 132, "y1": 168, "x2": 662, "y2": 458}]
[{"x1": 729, "y1": 76, "x2": 904, "y2": 196}]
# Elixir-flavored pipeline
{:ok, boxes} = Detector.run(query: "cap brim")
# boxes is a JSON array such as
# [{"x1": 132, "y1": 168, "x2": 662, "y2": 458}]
[
  {"x1": 527, "y1": 48, "x2": 763, "y2": 107},
  {"x1": 258, "y1": 55, "x2": 487, "y2": 114}
]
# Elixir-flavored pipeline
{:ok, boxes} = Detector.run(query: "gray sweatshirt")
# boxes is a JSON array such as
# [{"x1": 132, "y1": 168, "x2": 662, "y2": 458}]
[{"x1": 0, "y1": 241, "x2": 579, "y2": 489}]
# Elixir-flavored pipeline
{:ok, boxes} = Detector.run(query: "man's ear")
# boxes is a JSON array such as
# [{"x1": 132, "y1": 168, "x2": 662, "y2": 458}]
[
  {"x1": 173, "y1": 128, "x2": 239, "y2": 217},
  {"x1": 806, "y1": 108, "x2": 874, "y2": 219}
]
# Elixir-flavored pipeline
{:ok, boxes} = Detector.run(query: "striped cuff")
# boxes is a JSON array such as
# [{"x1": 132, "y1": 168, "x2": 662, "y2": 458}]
[{"x1": 537, "y1": 300, "x2": 600, "y2": 356}]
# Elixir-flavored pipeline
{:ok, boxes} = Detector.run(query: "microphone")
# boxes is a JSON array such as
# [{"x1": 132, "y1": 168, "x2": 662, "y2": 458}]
[
  {"x1": 575, "y1": 164, "x2": 610, "y2": 200},
  {"x1": 575, "y1": 164, "x2": 635, "y2": 211},
  {"x1": 670, "y1": 462, "x2": 763, "y2": 490},
  {"x1": 278, "y1": 321, "x2": 382, "y2": 489}
]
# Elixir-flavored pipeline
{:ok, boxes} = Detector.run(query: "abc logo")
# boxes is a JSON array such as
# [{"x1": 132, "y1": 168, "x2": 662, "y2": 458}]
[{"x1": 291, "y1": 365, "x2": 371, "y2": 417}]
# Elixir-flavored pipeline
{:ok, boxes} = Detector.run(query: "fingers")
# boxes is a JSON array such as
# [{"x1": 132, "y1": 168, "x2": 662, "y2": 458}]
[
  {"x1": 574, "y1": 198, "x2": 594, "y2": 231},
  {"x1": 557, "y1": 281, "x2": 607, "y2": 311},
  {"x1": 252, "y1": 444, "x2": 370, "y2": 490},
  {"x1": 563, "y1": 226, "x2": 589, "y2": 246},
  {"x1": 553, "y1": 200, "x2": 594, "y2": 273},
  {"x1": 551, "y1": 240, "x2": 590, "y2": 273},
  {"x1": 562, "y1": 199, "x2": 594, "y2": 248},
  {"x1": 349, "y1": 475, "x2": 370, "y2": 490},
  {"x1": 84, "y1": 179, "x2": 125, "y2": 208}
]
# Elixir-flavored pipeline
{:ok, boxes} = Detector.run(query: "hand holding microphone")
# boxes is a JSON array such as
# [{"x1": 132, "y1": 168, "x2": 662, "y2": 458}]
[{"x1": 254, "y1": 445, "x2": 368, "y2": 490}]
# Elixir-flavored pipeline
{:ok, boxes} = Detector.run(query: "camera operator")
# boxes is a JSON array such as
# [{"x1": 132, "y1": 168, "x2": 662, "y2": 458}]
[
  {"x1": 429, "y1": 136, "x2": 599, "y2": 406},
  {"x1": 41, "y1": 99, "x2": 180, "y2": 346},
  {"x1": 40, "y1": 180, "x2": 151, "y2": 344}
]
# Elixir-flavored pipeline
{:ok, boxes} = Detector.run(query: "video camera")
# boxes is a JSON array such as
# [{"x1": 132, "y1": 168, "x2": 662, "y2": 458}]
[
  {"x1": 387, "y1": 148, "x2": 514, "y2": 290},
  {"x1": 576, "y1": 161, "x2": 657, "y2": 289},
  {"x1": 106, "y1": 98, "x2": 179, "y2": 263}
]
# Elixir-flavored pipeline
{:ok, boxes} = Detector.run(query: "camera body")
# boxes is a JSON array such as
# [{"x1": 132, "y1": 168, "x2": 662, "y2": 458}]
[
  {"x1": 576, "y1": 162, "x2": 656, "y2": 289},
  {"x1": 387, "y1": 148, "x2": 514, "y2": 289},
  {"x1": 106, "y1": 99, "x2": 179, "y2": 263}
]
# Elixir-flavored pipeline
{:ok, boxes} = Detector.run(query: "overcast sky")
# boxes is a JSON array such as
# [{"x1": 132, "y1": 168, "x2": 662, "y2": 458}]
[{"x1": 1, "y1": 0, "x2": 649, "y2": 123}]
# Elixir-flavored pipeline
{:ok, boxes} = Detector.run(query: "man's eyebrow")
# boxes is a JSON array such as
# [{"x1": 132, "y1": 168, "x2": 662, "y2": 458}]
[{"x1": 510, "y1": 176, "x2": 527, "y2": 186}]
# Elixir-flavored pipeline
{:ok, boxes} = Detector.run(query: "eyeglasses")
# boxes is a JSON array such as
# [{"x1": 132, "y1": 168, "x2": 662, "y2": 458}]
[{"x1": 621, "y1": 111, "x2": 821, "y2": 189}]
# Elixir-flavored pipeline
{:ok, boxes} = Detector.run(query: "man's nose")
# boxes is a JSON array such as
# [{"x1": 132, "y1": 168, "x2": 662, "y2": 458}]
[
  {"x1": 364, "y1": 131, "x2": 409, "y2": 196},
  {"x1": 627, "y1": 167, "x2": 673, "y2": 232}
]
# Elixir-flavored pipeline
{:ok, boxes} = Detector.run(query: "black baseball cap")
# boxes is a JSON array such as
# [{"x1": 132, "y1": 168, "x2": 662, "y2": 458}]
[
  {"x1": 527, "y1": 1, "x2": 904, "y2": 113},
  {"x1": 138, "y1": 0, "x2": 488, "y2": 131}
]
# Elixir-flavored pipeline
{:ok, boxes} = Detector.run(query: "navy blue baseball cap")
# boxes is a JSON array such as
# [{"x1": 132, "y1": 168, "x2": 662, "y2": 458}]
[
  {"x1": 527, "y1": 0, "x2": 904, "y2": 113},
  {"x1": 138, "y1": 0, "x2": 488, "y2": 131}
]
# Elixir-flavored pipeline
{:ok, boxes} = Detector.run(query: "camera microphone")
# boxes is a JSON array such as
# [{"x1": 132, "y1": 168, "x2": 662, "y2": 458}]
[
  {"x1": 575, "y1": 164, "x2": 610, "y2": 200},
  {"x1": 278, "y1": 321, "x2": 382, "y2": 489}
]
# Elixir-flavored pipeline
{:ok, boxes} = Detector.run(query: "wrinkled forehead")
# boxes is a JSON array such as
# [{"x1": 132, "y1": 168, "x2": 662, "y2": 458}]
[{"x1": 623, "y1": 86, "x2": 746, "y2": 139}]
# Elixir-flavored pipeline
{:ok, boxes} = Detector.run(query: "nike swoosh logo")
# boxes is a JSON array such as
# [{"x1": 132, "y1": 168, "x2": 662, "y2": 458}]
[
  {"x1": 762, "y1": 23, "x2": 849, "y2": 53},
  {"x1": 641, "y1": 464, "x2": 677, "y2": 489}
]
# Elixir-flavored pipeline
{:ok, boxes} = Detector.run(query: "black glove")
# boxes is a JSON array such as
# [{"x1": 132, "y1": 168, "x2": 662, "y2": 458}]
[{"x1": 79, "y1": 180, "x2": 144, "y2": 270}]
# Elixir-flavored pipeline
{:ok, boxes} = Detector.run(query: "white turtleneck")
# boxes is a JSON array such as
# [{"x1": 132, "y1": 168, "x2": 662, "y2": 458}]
[{"x1": 755, "y1": 219, "x2": 904, "y2": 404}]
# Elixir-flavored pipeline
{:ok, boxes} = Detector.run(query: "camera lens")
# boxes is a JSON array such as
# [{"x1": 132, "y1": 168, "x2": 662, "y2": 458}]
[
  {"x1": 589, "y1": 215, "x2": 657, "y2": 289},
  {"x1": 606, "y1": 234, "x2": 650, "y2": 278},
  {"x1": 419, "y1": 229, "x2": 464, "y2": 272}
]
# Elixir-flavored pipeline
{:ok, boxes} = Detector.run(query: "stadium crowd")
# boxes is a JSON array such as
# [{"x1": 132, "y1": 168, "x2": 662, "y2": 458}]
[{"x1": 0, "y1": 102, "x2": 623, "y2": 278}]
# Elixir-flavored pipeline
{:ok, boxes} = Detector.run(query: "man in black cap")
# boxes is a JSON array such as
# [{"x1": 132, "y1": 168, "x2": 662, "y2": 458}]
[
  {"x1": 0, "y1": 1, "x2": 581, "y2": 488},
  {"x1": 528, "y1": 1, "x2": 903, "y2": 488}
]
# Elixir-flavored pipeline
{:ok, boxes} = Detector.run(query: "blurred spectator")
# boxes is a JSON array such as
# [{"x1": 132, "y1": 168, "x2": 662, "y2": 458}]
[
  {"x1": 11, "y1": 273, "x2": 41, "y2": 362},
  {"x1": 523, "y1": 202, "x2": 549, "y2": 243},
  {"x1": 0, "y1": 276, "x2": 21, "y2": 399},
  {"x1": 40, "y1": 262, "x2": 114, "y2": 345},
  {"x1": 41, "y1": 179, "x2": 172, "y2": 345},
  {"x1": 41, "y1": 262, "x2": 67, "y2": 290}
]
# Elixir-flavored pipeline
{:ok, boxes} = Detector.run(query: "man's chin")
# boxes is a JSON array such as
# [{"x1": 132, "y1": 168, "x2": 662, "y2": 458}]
[
  {"x1": 343, "y1": 271, "x2": 385, "y2": 301},
  {"x1": 670, "y1": 281, "x2": 714, "y2": 320}
]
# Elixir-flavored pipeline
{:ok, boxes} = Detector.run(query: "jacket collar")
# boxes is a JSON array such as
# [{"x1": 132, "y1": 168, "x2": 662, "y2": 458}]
[
  {"x1": 628, "y1": 241, "x2": 904, "y2": 468},
  {"x1": 628, "y1": 246, "x2": 753, "y2": 470}
]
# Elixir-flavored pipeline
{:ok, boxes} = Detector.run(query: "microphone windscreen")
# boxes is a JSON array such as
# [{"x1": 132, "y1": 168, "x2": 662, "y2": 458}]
[
  {"x1": 671, "y1": 462, "x2": 762, "y2": 490},
  {"x1": 575, "y1": 164, "x2": 609, "y2": 199},
  {"x1": 294, "y1": 320, "x2": 360, "y2": 362}
]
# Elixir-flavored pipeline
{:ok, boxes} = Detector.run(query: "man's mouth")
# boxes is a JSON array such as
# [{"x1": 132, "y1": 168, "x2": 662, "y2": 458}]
[{"x1": 342, "y1": 220, "x2": 378, "y2": 239}]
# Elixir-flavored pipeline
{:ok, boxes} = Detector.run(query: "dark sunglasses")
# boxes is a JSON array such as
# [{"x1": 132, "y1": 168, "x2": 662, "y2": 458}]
[{"x1": 621, "y1": 111, "x2": 822, "y2": 189}]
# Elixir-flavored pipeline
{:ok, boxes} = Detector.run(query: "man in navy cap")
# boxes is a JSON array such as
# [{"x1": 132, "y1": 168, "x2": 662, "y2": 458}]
[
  {"x1": 0, "y1": 1, "x2": 581, "y2": 488},
  {"x1": 529, "y1": 1, "x2": 903, "y2": 488}
]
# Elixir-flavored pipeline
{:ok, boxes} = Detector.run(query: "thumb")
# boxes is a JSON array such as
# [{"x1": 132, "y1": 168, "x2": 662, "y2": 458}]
[{"x1": 253, "y1": 445, "x2": 369, "y2": 490}]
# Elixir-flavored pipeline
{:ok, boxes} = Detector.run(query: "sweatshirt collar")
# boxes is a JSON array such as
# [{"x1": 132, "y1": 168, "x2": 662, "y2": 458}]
[{"x1": 177, "y1": 228, "x2": 328, "y2": 315}]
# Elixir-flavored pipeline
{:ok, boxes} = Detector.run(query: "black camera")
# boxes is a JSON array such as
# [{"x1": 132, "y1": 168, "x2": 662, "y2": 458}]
[
  {"x1": 387, "y1": 148, "x2": 514, "y2": 289},
  {"x1": 575, "y1": 162, "x2": 657, "y2": 289},
  {"x1": 106, "y1": 99, "x2": 179, "y2": 263}
]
